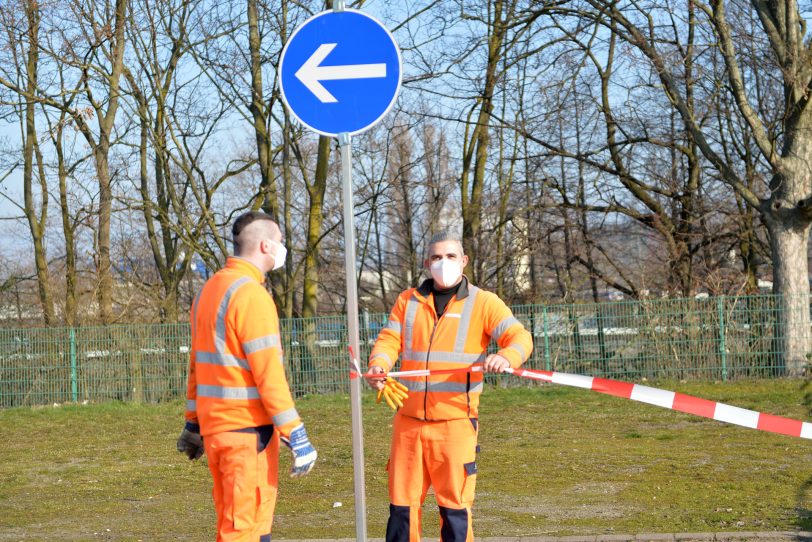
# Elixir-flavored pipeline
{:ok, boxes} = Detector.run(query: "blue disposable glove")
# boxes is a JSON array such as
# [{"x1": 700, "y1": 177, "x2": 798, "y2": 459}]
[
  {"x1": 176, "y1": 422, "x2": 204, "y2": 460},
  {"x1": 280, "y1": 423, "x2": 317, "y2": 478}
]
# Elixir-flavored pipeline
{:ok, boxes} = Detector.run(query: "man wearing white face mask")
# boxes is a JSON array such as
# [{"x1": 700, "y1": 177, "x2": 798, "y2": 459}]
[
  {"x1": 366, "y1": 232, "x2": 533, "y2": 542},
  {"x1": 177, "y1": 211, "x2": 317, "y2": 542}
]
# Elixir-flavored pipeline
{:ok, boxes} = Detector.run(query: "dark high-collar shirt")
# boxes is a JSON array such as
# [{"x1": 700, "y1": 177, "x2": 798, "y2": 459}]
[{"x1": 416, "y1": 276, "x2": 468, "y2": 318}]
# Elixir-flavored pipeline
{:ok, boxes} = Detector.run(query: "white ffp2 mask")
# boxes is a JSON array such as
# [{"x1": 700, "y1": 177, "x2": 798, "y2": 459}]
[
  {"x1": 430, "y1": 259, "x2": 462, "y2": 288},
  {"x1": 270, "y1": 240, "x2": 287, "y2": 271}
]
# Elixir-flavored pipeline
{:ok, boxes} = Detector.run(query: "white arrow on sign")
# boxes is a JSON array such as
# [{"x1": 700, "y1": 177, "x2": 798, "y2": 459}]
[{"x1": 295, "y1": 43, "x2": 387, "y2": 103}]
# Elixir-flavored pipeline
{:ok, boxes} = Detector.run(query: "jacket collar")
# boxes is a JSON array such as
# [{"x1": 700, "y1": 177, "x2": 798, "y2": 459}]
[
  {"x1": 225, "y1": 256, "x2": 265, "y2": 283},
  {"x1": 416, "y1": 275, "x2": 470, "y2": 300}
]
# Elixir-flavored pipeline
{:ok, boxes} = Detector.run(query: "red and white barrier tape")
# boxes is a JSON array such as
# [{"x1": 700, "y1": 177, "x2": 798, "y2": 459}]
[
  {"x1": 347, "y1": 346, "x2": 363, "y2": 378},
  {"x1": 360, "y1": 365, "x2": 812, "y2": 440}
]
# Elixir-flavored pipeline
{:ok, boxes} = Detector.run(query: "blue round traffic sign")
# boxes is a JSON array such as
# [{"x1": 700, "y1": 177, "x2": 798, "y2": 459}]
[{"x1": 279, "y1": 10, "x2": 402, "y2": 137}]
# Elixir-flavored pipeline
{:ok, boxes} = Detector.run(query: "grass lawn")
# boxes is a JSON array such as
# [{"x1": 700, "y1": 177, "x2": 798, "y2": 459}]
[{"x1": 0, "y1": 379, "x2": 810, "y2": 541}]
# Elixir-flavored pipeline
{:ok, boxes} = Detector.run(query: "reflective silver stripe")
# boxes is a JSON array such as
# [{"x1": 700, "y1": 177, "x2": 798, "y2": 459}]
[
  {"x1": 197, "y1": 384, "x2": 260, "y2": 400},
  {"x1": 403, "y1": 350, "x2": 485, "y2": 365},
  {"x1": 505, "y1": 343, "x2": 527, "y2": 361},
  {"x1": 272, "y1": 407, "x2": 300, "y2": 427},
  {"x1": 492, "y1": 316, "x2": 519, "y2": 342},
  {"x1": 400, "y1": 379, "x2": 425, "y2": 392},
  {"x1": 370, "y1": 352, "x2": 393, "y2": 369},
  {"x1": 403, "y1": 296, "x2": 419, "y2": 353},
  {"x1": 385, "y1": 319, "x2": 402, "y2": 334},
  {"x1": 215, "y1": 277, "x2": 252, "y2": 353},
  {"x1": 401, "y1": 380, "x2": 484, "y2": 393},
  {"x1": 196, "y1": 351, "x2": 250, "y2": 371},
  {"x1": 454, "y1": 286, "x2": 479, "y2": 353},
  {"x1": 401, "y1": 349, "x2": 425, "y2": 363},
  {"x1": 243, "y1": 334, "x2": 281, "y2": 354},
  {"x1": 186, "y1": 399, "x2": 196, "y2": 411}
]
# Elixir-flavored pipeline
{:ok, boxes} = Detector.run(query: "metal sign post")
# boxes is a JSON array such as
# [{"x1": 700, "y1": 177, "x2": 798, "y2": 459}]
[
  {"x1": 338, "y1": 131, "x2": 367, "y2": 541},
  {"x1": 279, "y1": 8, "x2": 401, "y2": 541}
]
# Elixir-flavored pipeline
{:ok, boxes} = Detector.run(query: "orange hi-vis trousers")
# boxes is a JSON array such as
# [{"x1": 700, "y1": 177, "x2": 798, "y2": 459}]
[
  {"x1": 205, "y1": 426, "x2": 279, "y2": 542},
  {"x1": 386, "y1": 414, "x2": 479, "y2": 542}
]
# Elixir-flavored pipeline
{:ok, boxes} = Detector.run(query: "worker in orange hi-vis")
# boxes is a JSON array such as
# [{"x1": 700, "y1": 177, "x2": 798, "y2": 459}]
[
  {"x1": 176, "y1": 211, "x2": 317, "y2": 542},
  {"x1": 366, "y1": 231, "x2": 533, "y2": 542}
]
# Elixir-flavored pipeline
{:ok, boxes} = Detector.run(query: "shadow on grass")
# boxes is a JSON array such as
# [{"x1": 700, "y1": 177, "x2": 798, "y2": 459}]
[{"x1": 796, "y1": 378, "x2": 812, "y2": 532}]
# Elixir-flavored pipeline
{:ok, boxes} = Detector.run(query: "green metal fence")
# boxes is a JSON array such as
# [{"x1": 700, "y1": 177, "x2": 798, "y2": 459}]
[
  {"x1": 511, "y1": 295, "x2": 782, "y2": 380},
  {"x1": 0, "y1": 295, "x2": 790, "y2": 408}
]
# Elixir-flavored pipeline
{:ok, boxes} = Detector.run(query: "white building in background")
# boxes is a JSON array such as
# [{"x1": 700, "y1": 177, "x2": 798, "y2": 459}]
[{"x1": 757, "y1": 279, "x2": 773, "y2": 291}]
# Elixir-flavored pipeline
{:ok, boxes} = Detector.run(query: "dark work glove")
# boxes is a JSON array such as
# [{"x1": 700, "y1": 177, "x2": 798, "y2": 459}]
[{"x1": 176, "y1": 422, "x2": 204, "y2": 460}]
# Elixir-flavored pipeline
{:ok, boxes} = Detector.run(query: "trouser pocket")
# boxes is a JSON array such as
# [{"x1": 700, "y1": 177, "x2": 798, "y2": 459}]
[
  {"x1": 230, "y1": 445, "x2": 258, "y2": 530},
  {"x1": 461, "y1": 460, "x2": 477, "y2": 504}
]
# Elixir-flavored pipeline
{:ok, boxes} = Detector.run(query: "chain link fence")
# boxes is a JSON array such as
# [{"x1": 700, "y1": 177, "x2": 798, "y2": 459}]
[{"x1": 0, "y1": 295, "x2": 790, "y2": 408}]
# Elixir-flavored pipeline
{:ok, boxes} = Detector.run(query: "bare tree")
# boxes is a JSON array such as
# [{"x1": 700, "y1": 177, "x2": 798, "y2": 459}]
[
  {"x1": 540, "y1": 0, "x2": 811, "y2": 374},
  {"x1": 63, "y1": 0, "x2": 130, "y2": 323},
  {"x1": 122, "y1": 0, "x2": 200, "y2": 321},
  {"x1": 3, "y1": 1, "x2": 57, "y2": 324},
  {"x1": 42, "y1": 98, "x2": 90, "y2": 326},
  {"x1": 451, "y1": 0, "x2": 550, "y2": 283},
  {"x1": 300, "y1": 135, "x2": 330, "y2": 318}
]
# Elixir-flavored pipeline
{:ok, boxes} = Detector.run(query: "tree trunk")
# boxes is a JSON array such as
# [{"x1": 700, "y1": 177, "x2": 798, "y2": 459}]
[
  {"x1": 298, "y1": 133, "x2": 330, "y2": 394},
  {"x1": 302, "y1": 136, "x2": 330, "y2": 319},
  {"x1": 281, "y1": 130, "x2": 294, "y2": 318},
  {"x1": 765, "y1": 76, "x2": 812, "y2": 376},
  {"x1": 22, "y1": 0, "x2": 54, "y2": 325},
  {"x1": 393, "y1": 131, "x2": 418, "y2": 287},
  {"x1": 462, "y1": 0, "x2": 506, "y2": 283},
  {"x1": 764, "y1": 213, "x2": 811, "y2": 376},
  {"x1": 248, "y1": 0, "x2": 278, "y2": 220},
  {"x1": 372, "y1": 206, "x2": 390, "y2": 304},
  {"x1": 671, "y1": 0, "x2": 700, "y2": 298},
  {"x1": 130, "y1": 66, "x2": 184, "y2": 324},
  {"x1": 275, "y1": 110, "x2": 291, "y2": 317},
  {"x1": 154, "y1": 103, "x2": 182, "y2": 323},
  {"x1": 55, "y1": 121, "x2": 77, "y2": 326},
  {"x1": 95, "y1": 147, "x2": 114, "y2": 323},
  {"x1": 162, "y1": 289, "x2": 180, "y2": 322},
  {"x1": 91, "y1": 0, "x2": 129, "y2": 324},
  {"x1": 737, "y1": 202, "x2": 760, "y2": 294}
]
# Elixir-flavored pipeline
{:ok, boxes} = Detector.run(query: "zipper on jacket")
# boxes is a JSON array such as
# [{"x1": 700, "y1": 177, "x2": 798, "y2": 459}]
[
  {"x1": 423, "y1": 310, "x2": 440, "y2": 420},
  {"x1": 466, "y1": 372, "x2": 471, "y2": 418},
  {"x1": 423, "y1": 293, "x2": 454, "y2": 420}
]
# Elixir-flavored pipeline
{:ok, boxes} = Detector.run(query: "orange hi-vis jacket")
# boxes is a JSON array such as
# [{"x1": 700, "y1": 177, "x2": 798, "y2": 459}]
[
  {"x1": 369, "y1": 277, "x2": 533, "y2": 421},
  {"x1": 184, "y1": 257, "x2": 300, "y2": 440}
]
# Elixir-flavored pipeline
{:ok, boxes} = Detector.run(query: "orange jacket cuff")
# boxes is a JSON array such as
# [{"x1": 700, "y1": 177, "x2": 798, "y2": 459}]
[
  {"x1": 497, "y1": 347, "x2": 523, "y2": 368},
  {"x1": 275, "y1": 418, "x2": 301, "y2": 440}
]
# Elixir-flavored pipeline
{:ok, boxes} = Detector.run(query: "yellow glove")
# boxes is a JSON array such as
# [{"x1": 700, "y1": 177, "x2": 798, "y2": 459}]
[{"x1": 376, "y1": 377, "x2": 409, "y2": 410}]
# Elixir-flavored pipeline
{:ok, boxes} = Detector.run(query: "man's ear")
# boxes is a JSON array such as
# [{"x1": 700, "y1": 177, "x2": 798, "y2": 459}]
[{"x1": 461, "y1": 254, "x2": 469, "y2": 268}]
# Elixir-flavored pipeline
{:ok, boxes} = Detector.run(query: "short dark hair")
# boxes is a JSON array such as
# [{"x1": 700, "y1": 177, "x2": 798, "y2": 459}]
[{"x1": 232, "y1": 211, "x2": 276, "y2": 253}]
